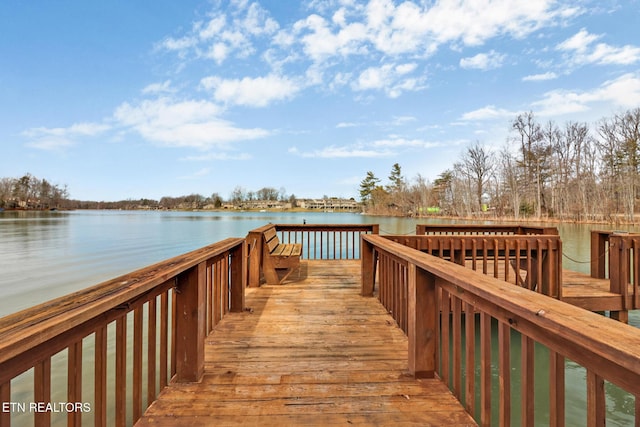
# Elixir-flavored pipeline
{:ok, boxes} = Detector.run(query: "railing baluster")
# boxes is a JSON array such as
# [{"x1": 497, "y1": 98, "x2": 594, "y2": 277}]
[
  {"x1": 68, "y1": 340, "x2": 83, "y2": 427},
  {"x1": 549, "y1": 350, "x2": 565, "y2": 427},
  {"x1": 0, "y1": 381, "x2": 10, "y2": 427},
  {"x1": 499, "y1": 321, "x2": 511, "y2": 427},
  {"x1": 521, "y1": 335, "x2": 535, "y2": 426},
  {"x1": 115, "y1": 316, "x2": 127, "y2": 426},
  {"x1": 586, "y1": 370, "x2": 605, "y2": 427},
  {"x1": 441, "y1": 288, "x2": 451, "y2": 388},
  {"x1": 207, "y1": 262, "x2": 213, "y2": 333},
  {"x1": 133, "y1": 306, "x2": 143, "y2": 422},
  {"x1": 147, "y1": 297, "x2": 157, "y2": 407},
  {"x1": 465, "y1": 301, "x2": 475, "y2": 415},
  {"x1": 34, "y1": 357, "x2": 51, "y2": 426},
  {"x1": 160, "y1": 292, "x2": 169, "y2": 389},
  {"x1": 452, "y1": 296, "x2": 462, "y2": 400},
  {"x1": 95, "y1": 325, "x2": 107, "y2": 427},
  {"x1": 480, "y1": 313, "x2": 491, "y2": 427}
]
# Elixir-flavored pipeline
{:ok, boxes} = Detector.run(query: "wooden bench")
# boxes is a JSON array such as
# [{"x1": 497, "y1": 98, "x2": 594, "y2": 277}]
[{"x1": 262, "y1": 226, "x2": 302, "y2": 285}]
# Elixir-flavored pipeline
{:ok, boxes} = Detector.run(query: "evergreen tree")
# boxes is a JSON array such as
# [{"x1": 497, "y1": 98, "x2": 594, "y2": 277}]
[{"x1": 359, "y1": 171, "x2": 380, "y2": 203}]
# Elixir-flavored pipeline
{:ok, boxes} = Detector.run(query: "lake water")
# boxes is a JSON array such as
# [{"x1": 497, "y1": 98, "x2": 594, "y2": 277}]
[{"x1": 1, "y1": 210, "x2": 639, "y2": 426}]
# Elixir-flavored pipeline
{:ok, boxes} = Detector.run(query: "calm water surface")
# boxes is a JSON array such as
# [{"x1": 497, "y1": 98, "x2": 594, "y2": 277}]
[{"x1": 1, "y1": 210, "x2": 639, "y2": 426}]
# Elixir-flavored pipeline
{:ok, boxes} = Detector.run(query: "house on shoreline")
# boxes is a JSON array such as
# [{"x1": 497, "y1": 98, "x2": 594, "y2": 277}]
[{"x1": 221, "y1": 197, "x2": 360, "y2": 212}]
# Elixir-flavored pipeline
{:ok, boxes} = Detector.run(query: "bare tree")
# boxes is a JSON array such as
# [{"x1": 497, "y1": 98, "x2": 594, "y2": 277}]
[{"x1": 459, "y1": 142, "x2": 495, "y2": 212}]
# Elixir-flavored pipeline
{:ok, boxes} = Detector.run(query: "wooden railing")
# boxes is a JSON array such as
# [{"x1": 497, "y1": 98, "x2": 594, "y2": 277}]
[
  {"x1": 609, "y1": 234, "x2": 640, "y2": 313},
  {"x1": 361, "y1": 234, "x2": 640, "y2": 427},
  {"x1": 246, "y1": 224, "x2": 379, "y2": 287},
  {"x1": 382, "y1": 234, "x2": 563, "y2": 298},
  {"x1": 590, "y1": 230, "x2": 640, "y2": 321},
  {"x1": 416, "y1": 224, "x2": 558, "y2": 235},
  {"x1": 0, "y1": 238, "x2": 246, "y2": 427}
]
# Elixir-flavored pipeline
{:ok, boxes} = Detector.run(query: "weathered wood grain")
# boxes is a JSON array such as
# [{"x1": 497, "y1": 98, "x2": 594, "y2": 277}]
[{"x1": 136, "y1": 260, "x2": 477, "y2": 426}]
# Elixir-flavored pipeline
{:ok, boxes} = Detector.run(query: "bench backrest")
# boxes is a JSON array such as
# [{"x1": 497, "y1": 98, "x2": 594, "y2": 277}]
[{"x1": 263, "y1": 227, "x2": 280, "y2": 254}]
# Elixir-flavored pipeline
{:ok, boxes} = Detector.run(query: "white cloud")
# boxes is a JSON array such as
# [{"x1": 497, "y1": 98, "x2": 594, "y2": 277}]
[
  {"x1": 142, "y1": 80, "x2": 174, "y2": 94},
  {"x1": 352, "y1": 63, "x2": 425, "y2": 97},
  {"x1": 113, "y1": 98, "x2": 269, "y2": 149},
  {"x1": 460, "y1": 105, "x2": 515, "y2": 121},
  {"x1": 23, "y1": 122, "x2": 110, "y2": 150},
  {"x1": 200, "y1": 74, "x2": 302, "y2": 107},
  {"x1": 157, "y1": 2, "x2": 278, "y2": 64},
  {"x1": 156, "y1": 36, "x2": 198, "y2": 52},
  {"x1": 283, "y1": 0, "x2": 575, "y2": 65},
  {"x1": 178, "y1": 168, "x2": 211, "y2": 180},
  {"x1": 336, "y1": 122, "x2": 359, "y2": 128},
  {"x1": 522, "y1": 72, "x2": 558, "y2": 81},
  {"x1": 460, "y1": 50, "x2": 506, "y2": 70},
  {"x1": 556, "y1": 28, "x2": 600, "y2": 53},
  {"x1": 182, "y1": 152, "x2": 252, "y2": 161},
  {"x1": 557, "y1": 29, "x2": 640, "y2": 66},
  {"x1": 292, "y1": 144, "x2": 394, "y2": 158},
  {"x1": 371, "y1": 137, "x2": 441, "y2": 149},
  {"x1": 533, "y1": 73, "x2": 640, "y2": 116}
]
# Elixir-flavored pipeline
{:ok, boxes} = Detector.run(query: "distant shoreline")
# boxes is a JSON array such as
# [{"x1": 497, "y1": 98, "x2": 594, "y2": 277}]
[{"x1": 3, "y1": 207, "x2": 638, "y2": 226}]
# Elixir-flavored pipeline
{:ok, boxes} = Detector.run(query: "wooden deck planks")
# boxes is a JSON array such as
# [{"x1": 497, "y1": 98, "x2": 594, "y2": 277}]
[{"x1": 136, "y1": 260, "x2": 477, "y2": 427}]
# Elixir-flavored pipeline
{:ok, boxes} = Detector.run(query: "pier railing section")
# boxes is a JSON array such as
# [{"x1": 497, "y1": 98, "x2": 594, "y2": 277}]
[
  {"x1": 361, "y1": 234, "x2": 640, "y2": 427},
  {"x1": 0, "y1": 238, "x2": 246, "y2": 427},
  {"x1": 247, "y1": 223, "x2": 379, "y2": 287},
  {"x1": 416, "y1": 224, "x2": 559, "y2": 236},
  {"x1": 591, "y1": 230, "x2": 640, "y2": 321},
  {"x1": 383, "y1": 234, "x2": 563, "y2": 298}
]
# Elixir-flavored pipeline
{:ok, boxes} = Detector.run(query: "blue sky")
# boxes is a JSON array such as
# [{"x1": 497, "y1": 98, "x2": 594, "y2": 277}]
[{"x1": 2, "y1": 0, "x2": 640, "y2": 201}]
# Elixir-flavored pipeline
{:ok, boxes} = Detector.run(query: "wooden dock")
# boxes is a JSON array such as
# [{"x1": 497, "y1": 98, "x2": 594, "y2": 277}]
[
  {"x1": 3, "y1": 223, "x2": 640, "y2": 427},
  {"x1": 136, "y1": 260, "x2": 477, "y2": 426}
]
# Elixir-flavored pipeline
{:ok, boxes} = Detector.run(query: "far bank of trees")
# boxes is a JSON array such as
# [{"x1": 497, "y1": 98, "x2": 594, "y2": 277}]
[
  {"x1": 360, "y1": 108, "x2": 640, "y2": 222},
  {"x1": 0, "y1": 177, "x2": 298, "y2": 211},
  {"x1": 0, "y1": 174, "x2": 69, "y2": 210}
]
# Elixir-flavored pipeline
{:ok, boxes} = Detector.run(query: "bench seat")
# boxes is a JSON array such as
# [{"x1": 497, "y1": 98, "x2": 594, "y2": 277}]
[{"x1": 262, "y1": 227, "x2": 302, "y2": 284}]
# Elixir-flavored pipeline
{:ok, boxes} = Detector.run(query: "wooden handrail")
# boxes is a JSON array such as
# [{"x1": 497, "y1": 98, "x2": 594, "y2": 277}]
[
  {"x1": 0, "y1": 238, "x2": 246, "y2": 427},
  {"x1": 416, "y1": 224, "x2": 558, "y2": 235},
  {"x1": 361, "y1": 234, "x2": 640, "y2": 426}
]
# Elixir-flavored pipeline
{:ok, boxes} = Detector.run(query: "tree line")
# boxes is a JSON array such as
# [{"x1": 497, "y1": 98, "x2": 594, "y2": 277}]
[
  {"x1": 6, "y1": 107, "x2": 640, "y2": 221},
  {"x1": 0, "y1": 176, "x2": 295, "y2": 211},
  {"x1": 0, "y1": 174, "x2": 69, "y2": 210},
  {"x1": 360, "y1": 108, "x2": 640, "y2": 222}
]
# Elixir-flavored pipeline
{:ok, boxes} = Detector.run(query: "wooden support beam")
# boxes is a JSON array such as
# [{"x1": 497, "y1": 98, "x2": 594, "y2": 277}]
[
  {"x1": 591, "y1": 231, "x2": 608, "y2": 279},
  {"x1": 407, "y1": 264, "x2": 436, "y2": 378},
  {"x1": 175, "y1": 262, "x2": 206, "y2": 383},
  {"x1": 361, "y1": 237, "x2": 376, "y2": 297},
  {"x1": 230, "y1": 242, "x2": 246, "y2": 312},
  {"x1": 247, "y1": 231, "x2": 263, "y2": 287}
]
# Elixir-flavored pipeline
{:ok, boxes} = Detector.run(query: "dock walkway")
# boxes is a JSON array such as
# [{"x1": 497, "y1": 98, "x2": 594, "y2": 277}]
[{"x1": 136, "y1": 260, "x2": 477, "y2": 426}]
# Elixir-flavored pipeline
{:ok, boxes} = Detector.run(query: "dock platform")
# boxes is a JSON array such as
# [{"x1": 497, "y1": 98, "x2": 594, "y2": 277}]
[{"x1": 136, "y1": 260, "x2": 477, "y2": 426}]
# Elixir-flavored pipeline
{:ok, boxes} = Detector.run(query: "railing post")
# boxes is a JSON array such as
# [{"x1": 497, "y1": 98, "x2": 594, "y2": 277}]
[
  {"x1": 407, "y1": 263, "x2": 436, "y2": 378},
  {"x1": 361, "y1": 236, "x2": 376, "y2": 296},
  {"x1": 230, "y1": 242, "x2": 246, "y2": 312},
  {"x1": 175, "y1": 261, "x2": 206, "y2": 382},
  {"x1": 591, "y1": 231, "x2": 608, "y2": 279},
  {"x1": 609, "y1": 235, "x2": 630, "y2": 322},
  {"x1": 247, "y1": 231, "x2": 263, "y2": 287}
]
